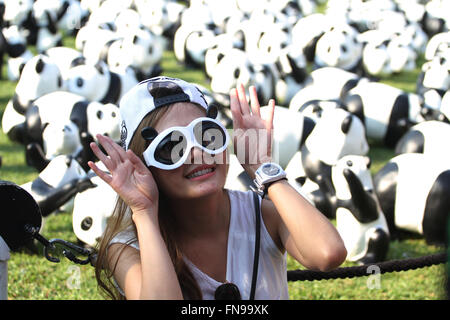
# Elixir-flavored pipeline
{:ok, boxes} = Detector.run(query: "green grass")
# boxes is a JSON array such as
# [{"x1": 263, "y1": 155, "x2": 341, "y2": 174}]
[{"x1": 0, "y1": 35, "x2": 447, "y2": 300}]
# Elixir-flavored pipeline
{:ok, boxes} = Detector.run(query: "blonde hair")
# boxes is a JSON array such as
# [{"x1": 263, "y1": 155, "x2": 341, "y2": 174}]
[{"x1": 94, "y1": 91, "x2": 204, "y2": 300}]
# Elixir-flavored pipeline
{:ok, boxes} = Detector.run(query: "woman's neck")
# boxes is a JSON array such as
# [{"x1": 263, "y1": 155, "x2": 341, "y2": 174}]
[{"x1": 169, "y1": 189, "x2": 230, "y2": 240}]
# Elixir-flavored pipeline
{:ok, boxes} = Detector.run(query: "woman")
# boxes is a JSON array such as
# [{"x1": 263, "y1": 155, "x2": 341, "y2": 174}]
[{"x1": 88, "y1": 76, "x2": 347, "y2": 300}]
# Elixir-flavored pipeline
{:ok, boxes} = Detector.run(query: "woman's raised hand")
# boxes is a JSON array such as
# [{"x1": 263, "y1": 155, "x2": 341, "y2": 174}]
[
  {"x1": 88, "y1": 134, "x2": 159, "y2": 219},
  {"x1": 229, "y1": 84, "x2": 275, "y2": 177}
]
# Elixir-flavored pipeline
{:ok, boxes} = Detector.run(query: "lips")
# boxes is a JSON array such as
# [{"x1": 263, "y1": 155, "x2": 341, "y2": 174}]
[{"x1": 185, "y1": 165, "x2": 216, "y2": 179}]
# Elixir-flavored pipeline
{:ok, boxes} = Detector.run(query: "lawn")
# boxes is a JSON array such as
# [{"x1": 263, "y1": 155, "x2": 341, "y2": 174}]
[{"x1": 0, "y1": 35, "x2": 447, "y2": 300}]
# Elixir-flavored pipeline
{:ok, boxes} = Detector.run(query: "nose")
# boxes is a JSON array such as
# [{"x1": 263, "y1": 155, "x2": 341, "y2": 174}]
[{"x1": 188, "y1": 146, "x2": 207, "y2": 165}]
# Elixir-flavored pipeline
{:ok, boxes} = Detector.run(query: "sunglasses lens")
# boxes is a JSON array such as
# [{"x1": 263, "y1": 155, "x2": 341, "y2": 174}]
[
  {"x1": 194, "y1": 120, "x2": 226, "y2": 151},
  {"x1": 154, "y1": 131, "x2": 187, "y2": 165},
  {"x1": 214, "y1": 283, "x2": 242, "y2": 300}
]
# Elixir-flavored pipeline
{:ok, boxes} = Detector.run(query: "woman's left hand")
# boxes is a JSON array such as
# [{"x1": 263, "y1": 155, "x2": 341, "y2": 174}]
[{"x1": 229, "y1": 84, "x2": 275, "y2": 177}]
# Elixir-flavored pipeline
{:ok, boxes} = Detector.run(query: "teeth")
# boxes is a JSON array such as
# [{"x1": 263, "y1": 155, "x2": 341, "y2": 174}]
[{"x1": 187, "y1": 168, "x2": 213, "y2": 179}]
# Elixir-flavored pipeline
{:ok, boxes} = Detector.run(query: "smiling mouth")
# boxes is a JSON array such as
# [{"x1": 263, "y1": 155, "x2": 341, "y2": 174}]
[{"x1": 186, "y1": 167, "x2": 215, "y2": 179}]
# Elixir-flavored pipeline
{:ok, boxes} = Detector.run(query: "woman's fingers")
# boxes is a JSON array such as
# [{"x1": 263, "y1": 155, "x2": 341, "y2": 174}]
[
  {"x1": 265, "y1": 99, "x2": 275, "y2": 131},
  {"x1": 249, "y1": 86, "x2": 261, "y2": 118},
  {"x1": 87, "y1": 160, "x2": 112, "y2": 184},
  {"x1": 127, "y1": 149, "x2": 150, "y2": 175},
  {"x1": 237, "y1": 83, "x2": 250, "y2": 115},
  {"x1": 96, "y1": 134, "x2": 125, "y2": 163},
  {"x1": 229, "y1": 88, "x2": 244, "y2": 129}
]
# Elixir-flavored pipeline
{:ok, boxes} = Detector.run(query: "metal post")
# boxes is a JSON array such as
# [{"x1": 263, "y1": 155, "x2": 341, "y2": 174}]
[{"x1": 0, "y1": 236, "x2": 10, "y2": 300}]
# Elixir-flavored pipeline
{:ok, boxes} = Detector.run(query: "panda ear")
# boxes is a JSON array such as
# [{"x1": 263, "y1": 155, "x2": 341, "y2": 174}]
[
  {"x1": 341, "y1": 115, "x2": 353, "y2": 134},
  {"x1": 141, "y1": 127, "x2": 158, "y2": 141},
  {"x1": 206, "y1": 104, "x2": 218, "y2": 119},
  {"x1": 35, "y1": 58, "x2": 45, "y2": 74},
  {"x1": 94, "y1": 62, "x2": 104, "y2": 75},
  {"x1": 365, "y1": 156, "x2": 372, "y2": 169}
]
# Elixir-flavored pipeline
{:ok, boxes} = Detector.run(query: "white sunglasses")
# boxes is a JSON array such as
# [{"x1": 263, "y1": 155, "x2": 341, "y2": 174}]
[{"x1": 142, "y1": 117, "x2": 229, "y2": 170}]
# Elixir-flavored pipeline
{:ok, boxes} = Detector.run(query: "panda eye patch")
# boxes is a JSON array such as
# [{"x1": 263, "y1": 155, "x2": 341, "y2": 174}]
[
  {"x1": 97, "y1": 110, "x2": 103, "y2": 119},
  {"x1": 346, "y1": 160, "x2": 353, "y2": 167},
  {"x1": 234, "y1": 68, "x2": 240, "y2": 78},
  {"x1": 111, "y1": 112, "x2": 116, "y2": 118},
  {"x1": 76, "y1": 78, "x2": 84, "y2": 87}
]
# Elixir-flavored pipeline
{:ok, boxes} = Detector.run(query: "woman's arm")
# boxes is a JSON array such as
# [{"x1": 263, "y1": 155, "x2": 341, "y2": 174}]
[
  {"x1": 89, "y1": 134, "x2": 183, "y2": 299},
  {"x1": 229, "y1": 85, "x2": 347, "y2": 272},
  {"x1": 262, "y1": 180, "x2": 347, "y2": 272}
]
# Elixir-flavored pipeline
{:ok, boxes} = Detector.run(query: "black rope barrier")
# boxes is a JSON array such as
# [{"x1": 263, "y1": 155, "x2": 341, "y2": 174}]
[{"x1": 287, "y1": 252, "x2": 447, "y2": 282}]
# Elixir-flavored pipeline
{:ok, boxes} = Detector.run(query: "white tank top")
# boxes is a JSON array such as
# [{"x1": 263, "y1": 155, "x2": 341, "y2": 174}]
[{"x1": 110, "y1": 189, "x2": 289, "y2": 300}]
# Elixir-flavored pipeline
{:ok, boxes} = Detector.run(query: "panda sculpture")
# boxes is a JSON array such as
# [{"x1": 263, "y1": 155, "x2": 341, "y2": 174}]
[
  {"x1": 107, "y1": 27, "x2": 165, "y2": 81},
  {"x1": 342, "y1": 81, "x2": 423, "y2": 148},
  {"x1": 225, "y1": 105, "x2": 315, "y2": 191},
  {"x1": 20, "y1": 155, "x2": 95, "y2": 218},
  {"x1": 292, "y1": 108, "x2": 369, "y2": 218},
  {"x1": 314, "y1": 23, "x2": 363, "y2": 74},
  {"x1": 23, "y1": 91, "x2": 121, "y2": 172},
  {"x1": 395, "y1": 120, "x2": 450, "y2": 158},
  {"x1": 333, "y1": 155, "x2": 390, "y2": 264},
  {"x1": 1, "y1": 54, "x2": 63, "y2": 144},
  {"x1": 32, "y1": 0, "x2": 64, "y2": 53},
  {"x1": 1, "y1": 25, "x2": 33, "y2": 81},
  {"x1": 72, "y1": 162, "x2": 118, "y2": 247},
  {"x1": 373, "y1": 152, "x2": 450, "y2": 245},
  {"x1": 260, "y1": 105, "x2": 315, "y2": 169},
  {"x1": 65, "y1": 60, "x2": 138, "y2": 105},
  {"x1": 289, "y1": 67, "x2": 368, "y2": 112}
]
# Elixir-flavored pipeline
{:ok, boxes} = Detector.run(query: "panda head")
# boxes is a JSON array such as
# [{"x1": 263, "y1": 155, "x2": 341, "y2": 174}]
[
  {"x1": 86, "y1": 101, "x2": 121, "y2": 142},
  {"x1": 210, "y1": 48, "x2": 252, "y2": 95},
  {"x1": 305, "y1": 108, "x2": 369, "y2": 165},
  {"x1": 252, "y1": 23, "x2": 291, "y2": 65},
  {"x1": 332, "y1": 155, "x2": 373, "y2": 201},
  {"x1": 204, "y1": 34, "x2": 243, "y2": 79},
  {"x1": 362, "y1": 38, "x2": 392, "y2": 76},
  {"x1": 39, "y1": 155, "x2": 86, "y2": 189},
  {"x1": 3, "y1": 0, "x2": 33, "y2": 25},
  {"x1": 315, "y1": 23, "x2": 363, "y2": 71},
  {"x1": 15, "y1": 54, "x2": 64, "y2": 105},
  {"x1": 298, "y1": 99, "x2": 343, "y2": 122},
  {"x1": 65, "y1": 61, "x2": 110, "y2": 101},
  {"x1": 122, "y1": 28, "x2": 165, "y2": 69},
  {"x1": 42, "y1": 120, "x2": 82, "y2": 159},
  {"x1": 386, "y1": 36, "x2": 417, "y2": 73},
  {"x1": 421, "y1": 53, "x2": 450, "y2": 92},
  {"x1": 184, "y1": 27, "x2": 217, "y2": 67},
  {"x1": 32, "y1": 0, "x2": 59, "y2": 27}
]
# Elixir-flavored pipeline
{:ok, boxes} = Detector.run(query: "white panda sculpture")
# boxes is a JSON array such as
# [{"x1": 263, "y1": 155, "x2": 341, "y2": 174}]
[
  {"x1": 65, "y1": 60, "x2": 138, "y2": 105},
  {"x1": 1, "y1": 54, "x2": 63, "y2": 144},
  {"x1": 289, "y1": 67, "x2": 367, "y2": 112},
  {"x1": 2, "y1": 25, "x2": 33, "y2": 81},
  {"x1": 314, "y1": 23, "x2": 363, "y2": 74},
  {"x1": 260, "y1": 105, "x2": 315, "y2": 169},
  {"x1": 73, "y1": 162, "x2": 118, "y2": 247},
  {"x1": 296, "y1": 108, "x2": 369, "y2": 218},
  {"x1": 333, "y1": 155, "x2": 390, "y2": 264},
  {"x1": 32, "y1": 0, "x2": 63, "y2": 53},
  {"x1": 20, "y1": 155, "x2": 94, "y2": 218},
  {"x1": 394, "y1": 120, "x2": 450, "y2": 158},
  {"x1": 373, "y1": 152, "x2": 450, "y2": 245},
  {"x1": 342, "y1": 81, "x2": 423, "y2": 148},
  {"x1": 24, "y1": 91, "x2": 121, "y2": 172}
]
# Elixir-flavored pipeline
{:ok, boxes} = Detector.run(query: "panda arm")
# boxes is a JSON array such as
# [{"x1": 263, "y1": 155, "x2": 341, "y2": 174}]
[{"x1": 264, "y1": 179, "x2": 347, "y2": 272}]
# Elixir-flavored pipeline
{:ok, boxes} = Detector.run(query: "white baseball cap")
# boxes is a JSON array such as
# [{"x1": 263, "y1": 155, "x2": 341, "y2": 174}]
[{"x1": 119, "y1": 76, "x2": 209, "y2": 150}]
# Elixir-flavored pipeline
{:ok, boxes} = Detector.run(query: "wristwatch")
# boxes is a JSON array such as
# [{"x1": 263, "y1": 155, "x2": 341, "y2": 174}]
[{"x1": 252, "y1": 163, "x2": 287, "y2": 197}]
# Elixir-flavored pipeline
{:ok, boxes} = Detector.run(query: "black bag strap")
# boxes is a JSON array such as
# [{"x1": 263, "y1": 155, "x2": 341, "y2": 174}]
[{"x1": 249, "y1": 191, "x2": 261, "y2": 300}]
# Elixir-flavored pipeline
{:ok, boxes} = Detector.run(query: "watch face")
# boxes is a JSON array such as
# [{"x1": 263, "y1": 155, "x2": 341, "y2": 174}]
[{"x1": 262, "y1": 164, "x2": 280, "y2": 176}]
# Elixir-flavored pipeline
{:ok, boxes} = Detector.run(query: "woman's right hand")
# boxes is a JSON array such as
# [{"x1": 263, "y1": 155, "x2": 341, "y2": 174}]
[{"x1": 88, "y1": 134, "x2": 159, "y2": 220}]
